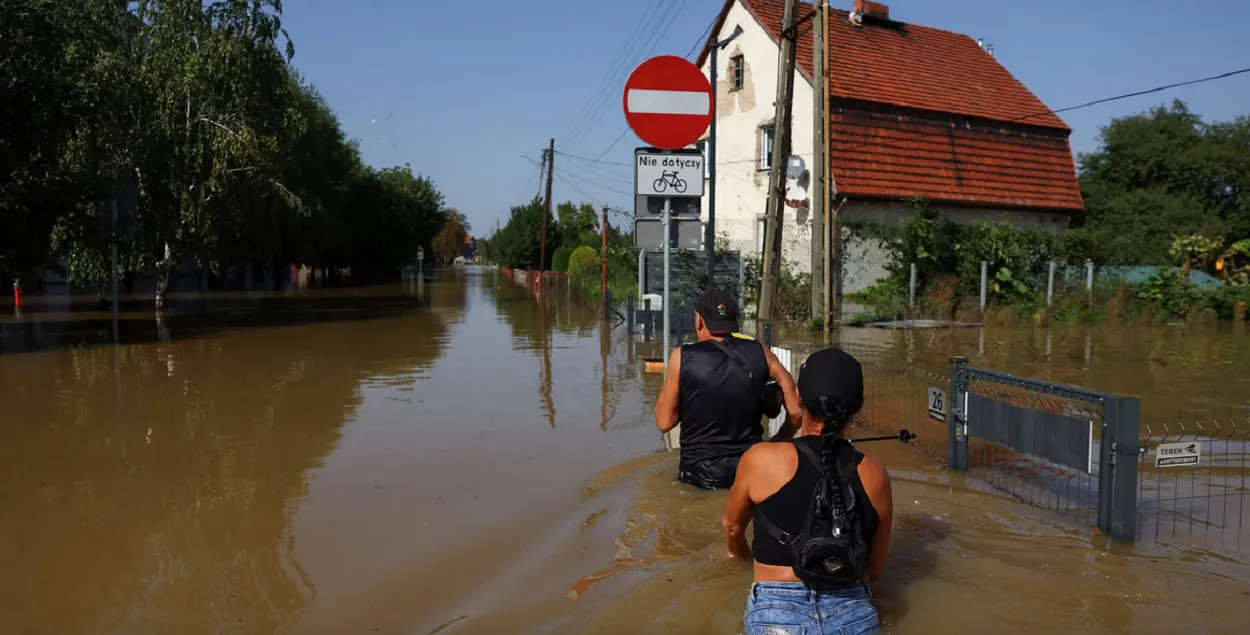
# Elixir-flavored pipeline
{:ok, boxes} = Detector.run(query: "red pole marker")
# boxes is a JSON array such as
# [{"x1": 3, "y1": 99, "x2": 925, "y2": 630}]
[{"x1": 12, "y1": 281, "x2": 21, "y2": 310}]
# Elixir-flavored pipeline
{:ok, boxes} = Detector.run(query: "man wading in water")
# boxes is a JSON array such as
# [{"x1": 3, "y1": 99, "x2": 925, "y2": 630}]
[{"x1": 653, "y1": 288, "x2": 802, "y2": 489}]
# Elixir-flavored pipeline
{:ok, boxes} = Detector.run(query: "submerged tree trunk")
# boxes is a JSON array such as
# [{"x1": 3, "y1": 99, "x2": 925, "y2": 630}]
[{"x1": 155, "y1": 242, "x2": 174, "y2": 309}]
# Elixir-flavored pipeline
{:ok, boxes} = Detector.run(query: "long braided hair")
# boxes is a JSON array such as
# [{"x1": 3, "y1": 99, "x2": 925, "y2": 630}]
[{"x1": 815, "y1": 395, "x2": 858, "y2": 522}]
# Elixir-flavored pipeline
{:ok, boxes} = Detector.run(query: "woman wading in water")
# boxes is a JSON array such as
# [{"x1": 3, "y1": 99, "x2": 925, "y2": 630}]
[{"x1": 722, "y1": 347, "x2": 894, "y2": 634}]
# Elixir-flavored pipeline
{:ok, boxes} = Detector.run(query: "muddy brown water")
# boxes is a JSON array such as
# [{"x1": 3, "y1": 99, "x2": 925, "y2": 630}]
[{"x1": 1, "y1": 268, "x2": 1247, "y2": 634}]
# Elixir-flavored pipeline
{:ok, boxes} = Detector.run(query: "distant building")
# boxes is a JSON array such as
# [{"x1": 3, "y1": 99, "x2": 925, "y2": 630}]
[{"x1": 694, "y1": 0, "x2": 1084, "y2": 294}]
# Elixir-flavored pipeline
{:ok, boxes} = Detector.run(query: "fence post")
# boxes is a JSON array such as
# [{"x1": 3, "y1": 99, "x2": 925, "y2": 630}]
[
  {"x1": 1109, "y1": 396, "x2": 1141, "y2": 543},
  {"x1": 627, "y1": 293, "x2": 635, "y2": 332},
  {"x1": 1086, "y1": 260, "x2": 1094, "y2": 295},
  {"x1": 1047, "y1": 260, "x2": 1056, "y2": 307},
  {"x1": 643, "y1": 297, "x2": 653, "y2": 340},
  {"x1": 979, "y1": 261, "x2": 988, "y2": 311},
  {"x1": 948, "y1": 356, "x2": 969, "y2": 471},
  {"x1": 909, "y1": 262, "x2": 917, "y2": 309},
  {"x1": 1097, "y1": 395, "x2": 1117, "y2": 534}
]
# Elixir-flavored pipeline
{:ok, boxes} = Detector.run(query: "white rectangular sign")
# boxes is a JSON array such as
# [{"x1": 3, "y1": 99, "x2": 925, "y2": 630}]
[
  {"x1": 635, "y1": 151, "x2": 705, "y2": 197},
  {"x1": 1156, "y1": 441, "x2": 1201, "y2": 467},
  {"x1": 927, "y1": 387, "x2": 947, "y2": 422}
]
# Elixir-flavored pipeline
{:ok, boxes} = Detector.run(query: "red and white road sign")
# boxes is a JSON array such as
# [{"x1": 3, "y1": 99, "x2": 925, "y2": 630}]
[{"x1": 623, "y1": 55, "x2": 713, "y2": 150}]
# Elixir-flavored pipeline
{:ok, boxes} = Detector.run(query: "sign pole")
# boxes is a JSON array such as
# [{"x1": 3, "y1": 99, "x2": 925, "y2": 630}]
[{"x1": 662, "y1": 194, "x2": 672, "y2": 374}]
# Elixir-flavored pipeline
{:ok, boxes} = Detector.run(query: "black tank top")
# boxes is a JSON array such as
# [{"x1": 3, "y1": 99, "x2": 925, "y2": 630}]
[
  {"x1": 677, "y1": 336, "x2": 769, "y2": 469},
  {"x1": 751, "y1": 436, "x2": 880, "y2": 566}
]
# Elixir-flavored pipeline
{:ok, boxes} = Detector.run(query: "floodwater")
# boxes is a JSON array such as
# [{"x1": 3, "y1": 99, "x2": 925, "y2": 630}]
[{"x1": 1, "y1": 268, "x2": 1247, "y2": 634}]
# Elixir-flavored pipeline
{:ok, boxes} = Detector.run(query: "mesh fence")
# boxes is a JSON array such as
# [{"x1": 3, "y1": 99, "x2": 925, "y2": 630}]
[
  {"x1": 1137, "y1": 408, "x2": 1250, "y2": 547},
  {"x1": 957, "y1": 373, "x2": 1107, "y2": 527}
]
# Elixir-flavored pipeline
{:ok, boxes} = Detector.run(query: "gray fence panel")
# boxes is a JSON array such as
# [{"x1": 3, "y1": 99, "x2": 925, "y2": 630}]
[{"x1": 968, "y1": 395, "x2": 1094, "y2": 474}]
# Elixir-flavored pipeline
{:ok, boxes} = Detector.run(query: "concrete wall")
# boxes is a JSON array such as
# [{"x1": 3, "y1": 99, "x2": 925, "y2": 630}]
[{"x1": 840, "y1": 199, "x2": 1070, "y2": 295}]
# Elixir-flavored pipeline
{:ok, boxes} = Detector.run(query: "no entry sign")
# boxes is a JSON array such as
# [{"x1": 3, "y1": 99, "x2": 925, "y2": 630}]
[{"x1": 623, "y1": 55, "x2": 713, "y2": 150}]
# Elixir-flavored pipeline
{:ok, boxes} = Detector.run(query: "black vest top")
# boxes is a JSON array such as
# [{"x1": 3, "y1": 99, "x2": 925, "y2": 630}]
[
  {"x1": 751, "y1": 436, "x2": 880, "y2": 566},
  {"x1": 677, "y1": 336, "x2": 769, "y2": 469}
]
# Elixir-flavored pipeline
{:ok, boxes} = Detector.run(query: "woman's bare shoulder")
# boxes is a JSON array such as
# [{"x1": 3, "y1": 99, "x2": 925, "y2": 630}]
[{"x1": 856, "y1": 454, "x2": 892, "y2": 494}]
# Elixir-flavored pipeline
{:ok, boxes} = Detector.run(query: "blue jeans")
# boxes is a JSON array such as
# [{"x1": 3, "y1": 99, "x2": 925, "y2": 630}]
[{"x1": 743, "y1": 582, "x2": 878, "y2": 635}]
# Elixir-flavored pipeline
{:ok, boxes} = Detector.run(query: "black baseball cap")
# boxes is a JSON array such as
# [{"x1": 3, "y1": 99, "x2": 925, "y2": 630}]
[
  {"x1": 797, "y1": 348, "x2": 864, "y2": 417},
  {"x1": 693, "y1": 287, "x2": 740, "y2": 335}
]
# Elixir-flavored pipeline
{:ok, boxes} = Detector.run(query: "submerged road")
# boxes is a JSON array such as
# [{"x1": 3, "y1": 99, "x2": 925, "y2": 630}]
[{"x1": 1, "y1": 266, "x2": 1247, "y2": 634}]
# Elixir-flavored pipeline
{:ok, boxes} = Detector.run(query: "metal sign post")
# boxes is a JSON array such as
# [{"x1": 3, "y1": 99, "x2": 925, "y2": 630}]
[{"x1": 623, "y1": 55, "x2": 713, "y2": 452}]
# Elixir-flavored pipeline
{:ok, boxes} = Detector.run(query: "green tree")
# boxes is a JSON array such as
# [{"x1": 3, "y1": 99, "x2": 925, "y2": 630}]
[
  {"x1": 1076, "y1": 100, "x2": 1250, "y2": 265},
  {"x1": 555, "y1": 201, "x2": 600, "y2": 250},
  {"x1": 493, "y1": 196, "x2": 547, "y2": 269},
  {"x1": 433, "y1": 208, "x2": 469, "y2": 263}
]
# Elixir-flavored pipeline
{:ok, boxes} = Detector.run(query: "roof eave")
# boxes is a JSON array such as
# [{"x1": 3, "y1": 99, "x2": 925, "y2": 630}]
[{"x1": 834, "y1": 191, "x2": 1085, "y2": 214}]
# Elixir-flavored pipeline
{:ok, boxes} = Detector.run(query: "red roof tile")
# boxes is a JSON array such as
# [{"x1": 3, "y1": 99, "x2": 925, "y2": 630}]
[
  {"x1": 699, "y1": 1, "x2": 1082, "y2": 211},
  {"x1": 739, "y1": 1, "x2": 1069, "y2": 129},
  {"x1": 830, "y1": 109, "x2": 1084, "y2": 211}
]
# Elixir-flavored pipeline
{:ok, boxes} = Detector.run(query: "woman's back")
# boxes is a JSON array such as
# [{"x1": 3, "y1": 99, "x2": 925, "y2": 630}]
[
  {"x1": 734, "y1": 436, "x2": 892, "y2": 584},
  {"x1": 720, "y1": 346, "x2": 893, "y2": 635}
]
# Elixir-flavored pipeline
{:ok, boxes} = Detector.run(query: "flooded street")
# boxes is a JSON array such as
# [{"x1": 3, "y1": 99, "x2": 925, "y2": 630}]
[{"x1": 1, "y1": 268, "x2": 1247, "y2": 634}]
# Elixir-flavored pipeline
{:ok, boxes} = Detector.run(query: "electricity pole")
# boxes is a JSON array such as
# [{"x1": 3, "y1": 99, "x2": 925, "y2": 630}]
[
  {"x1": 541, "y1": 138, "x2": 554, "y2": 271},
  {"x1": 757, "y1": 0, "x2": 801, "y2": 331},
  {"x1": 601, "y1": 205, "x2": 609, "y2": 310},
  {"x1": 811, "y1": 0, "x2": 826, "y2": 324}
]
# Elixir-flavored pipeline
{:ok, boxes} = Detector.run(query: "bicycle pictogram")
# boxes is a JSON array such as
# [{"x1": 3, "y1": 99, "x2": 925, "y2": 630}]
[{"x1": 652, "y1": 170, "x2": 687, "y2": 194}]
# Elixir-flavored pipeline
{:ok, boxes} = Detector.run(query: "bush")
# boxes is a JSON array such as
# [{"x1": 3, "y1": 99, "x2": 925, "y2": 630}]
[
  {"x1": 567, "y1": 246, "x2": 598, "y2": 282},
  {"x1": 551, "y1": 246, "x2": 572, "y2": 273}
]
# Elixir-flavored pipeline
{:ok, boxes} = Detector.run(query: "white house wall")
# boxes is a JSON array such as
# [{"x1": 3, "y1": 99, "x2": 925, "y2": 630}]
[
  {"x1": 699, "y1": 0, "x2": 816, "y2": 276},
  {"x1": 699, "y1": 0, "x2": 1073, "y2": 300}
]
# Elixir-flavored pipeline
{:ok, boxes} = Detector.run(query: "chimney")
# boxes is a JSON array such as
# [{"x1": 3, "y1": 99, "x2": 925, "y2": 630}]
[{"x1": 852, "y1": 0, "x2": 889, "y2": 20}]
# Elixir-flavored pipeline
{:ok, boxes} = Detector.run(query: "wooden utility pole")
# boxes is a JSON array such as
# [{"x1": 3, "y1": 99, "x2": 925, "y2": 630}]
[
  {"x1": 820, "y1": 3, "x2": 835, "y2": 341},
  {"x1": 540, "y1": 138, "x2": 554, "y2": 271},
  {"x1": 757, "y1": 0, "x2": 802, "y2": 330},
  {"x1": 811, "y1": 0, "x2": 826, "y2": 325},
  {"x1": 601, "y1": 205, "x2": 609, "y2": 310}
]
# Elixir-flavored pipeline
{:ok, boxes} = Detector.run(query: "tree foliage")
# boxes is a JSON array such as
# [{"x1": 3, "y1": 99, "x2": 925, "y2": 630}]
[
  {"x1": 0, "y1": 0, "x2": 450, "y2": 295},
  {"x1": 1076, "y1": 100, "x2": 1250, "y2": 265},
  {"x1": 433, "y1": 208, "x2": 470, "y2": 263}
]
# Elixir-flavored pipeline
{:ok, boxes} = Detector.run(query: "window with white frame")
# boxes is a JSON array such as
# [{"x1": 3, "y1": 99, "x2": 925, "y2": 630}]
[{"x1": 758, "y1": 126, "x2": 775, "y2": 170}]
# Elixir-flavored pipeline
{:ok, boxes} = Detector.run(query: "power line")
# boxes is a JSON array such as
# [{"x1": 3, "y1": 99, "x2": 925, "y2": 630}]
[
  {"x1": 555, "y1": 150, "x2": 633, "y2": 168},
  {"x1": 554, "y1": 166, "x2": 634, "y2": 197},
  {"x1": 551, "y1": 169, "x2": 609, "y2": 209},
  {"x1": 578, "y1": 9, "x2": 718, "y2": 171},
  {"x1": 568, "y1": 0, "x2": 692, "y2": 150},
  {"x1": 718, "y1": 66, "x2": 1250, "y2": 164},
  {"x1": 566, "y1": 0, "x2": 681, "y2": 149},
  {"x1": 563, "y1": 0, "x2": 667, "y2": 147}
]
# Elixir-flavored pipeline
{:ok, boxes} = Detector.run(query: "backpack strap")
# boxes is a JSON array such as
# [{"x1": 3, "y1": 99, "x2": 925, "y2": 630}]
[{"x1": 754, "y1": 440, "x2": 824, "y2": 546}]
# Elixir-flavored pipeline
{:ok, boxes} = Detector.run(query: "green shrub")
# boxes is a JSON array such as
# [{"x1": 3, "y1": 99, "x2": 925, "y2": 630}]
[
  {"x1": 567, "y1": 246, "x2": 598, "y2": 282},
  {"x1": 551, "y1": 246, "x2": 572, "y2": 273}
]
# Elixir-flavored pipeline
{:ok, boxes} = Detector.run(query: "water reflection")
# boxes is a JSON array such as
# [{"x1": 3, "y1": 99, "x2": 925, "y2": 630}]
[{"x1": 0, "y1": 282, "x2": 456, "y2": 634}]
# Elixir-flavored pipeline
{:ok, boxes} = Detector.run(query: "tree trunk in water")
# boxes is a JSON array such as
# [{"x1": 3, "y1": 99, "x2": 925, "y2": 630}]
[{"x1": 155, "y1": 243, "x2": 173, "y2": 309}]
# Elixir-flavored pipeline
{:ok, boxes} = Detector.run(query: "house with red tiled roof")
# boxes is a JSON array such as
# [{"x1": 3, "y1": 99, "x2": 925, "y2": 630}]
[{"x1": 693, "y1": 0, "x2": 1083, "y2": 295}]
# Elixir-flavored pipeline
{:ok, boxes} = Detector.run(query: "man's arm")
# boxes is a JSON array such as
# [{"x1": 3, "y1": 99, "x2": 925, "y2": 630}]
[
  {"x1": 653, "y1": 347, "x2": 682, "y2": 434},
  {"x1": 761, "y1": 345, "x2": 802, "y2": 441},
  {"x1": 722, "y1": 446, "x2": 756, "y2": 559}
]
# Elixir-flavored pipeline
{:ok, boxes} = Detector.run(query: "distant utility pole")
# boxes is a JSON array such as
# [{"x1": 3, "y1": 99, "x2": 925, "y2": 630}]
[
  {"x1": 757, "y1": 0, "x2": 802, "y2": 330},
  {"x1": 811, "y1": 0, "x2": 826, "y2": 325},
  {"x1": 541, "y1": 138, "x2": 554, "y2": 271},
  {"x1": 601, "y1": 205, "x2": 609, "y2": 310}
]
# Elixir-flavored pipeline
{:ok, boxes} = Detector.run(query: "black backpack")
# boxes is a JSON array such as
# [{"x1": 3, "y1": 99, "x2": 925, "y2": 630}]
[{"x1": 755, "y1": 440, "x2": 870, "y2": 586}]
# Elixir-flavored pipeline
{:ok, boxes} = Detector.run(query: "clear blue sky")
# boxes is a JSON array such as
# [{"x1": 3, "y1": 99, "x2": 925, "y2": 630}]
[{"x1": 281, "y1": 0, "x2": 1250, "y2": 236}]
